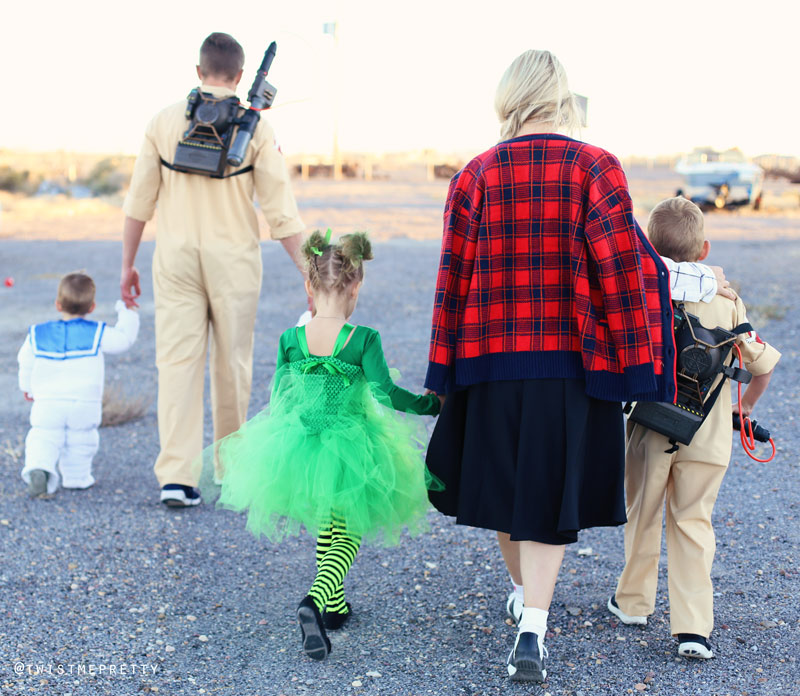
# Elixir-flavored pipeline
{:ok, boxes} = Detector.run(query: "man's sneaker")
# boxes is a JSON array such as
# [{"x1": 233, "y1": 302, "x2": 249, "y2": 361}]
[
  {"x1": 297, "y1": 595, "x2": 331, "y2": 660},
  {"x1": 28, "y1": 470, "x2": 49, "y2": 497},
  {"x1": 160, "y1": 484, "x2": 201, "y2": 507},
  {"x1": 506, "y1": 631, "x2": 547, "y2": 682},
  {"x1": 678, "y1": 633, "x2": 714, "y2": 659},
  {"x1": 607, "y1": 595, "x2": 647, "y2": 626},
  {"x1": 506, "y1": 591, "x2": 523, "y2": 625}
]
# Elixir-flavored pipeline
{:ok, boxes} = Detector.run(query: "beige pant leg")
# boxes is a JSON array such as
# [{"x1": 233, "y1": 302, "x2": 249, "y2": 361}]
[
  {"x1": 202, "y1": 243, "x2": 262, "y2": 459},
  {"x1": 615, "y1": 428, "x2": 673, "y2": 617},
  {"x1": 152, "y1": 250, "x2": 209, "y2": 487},
  {"x1": 665, "y1": 457, "x2": 727, "y2": 637}
]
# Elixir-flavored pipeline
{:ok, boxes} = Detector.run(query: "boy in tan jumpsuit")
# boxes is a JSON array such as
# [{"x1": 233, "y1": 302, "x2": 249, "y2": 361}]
[
  {"x1": 607, "y1": 197, "x2": 780, "y2": 659},
  {"x1": 120, "y1": 33, "x2": 305, "y2": 506}
]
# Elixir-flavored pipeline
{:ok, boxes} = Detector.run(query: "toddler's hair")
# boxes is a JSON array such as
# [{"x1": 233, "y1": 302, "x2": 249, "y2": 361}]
[
  {"x1": 57, "y1": 271, "x2": 96, "y2": 315},
  {"x1": 302, "y1": 230, "x2": 373, "y2": 294},
  {"x1": 647, "y1": 196, "x2": 705, "y2": 262}
]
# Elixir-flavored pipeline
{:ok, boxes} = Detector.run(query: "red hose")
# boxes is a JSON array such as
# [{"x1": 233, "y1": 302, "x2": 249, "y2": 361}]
[{"x1": 733, "y1": 343, "x2": 776, "y2": 462}]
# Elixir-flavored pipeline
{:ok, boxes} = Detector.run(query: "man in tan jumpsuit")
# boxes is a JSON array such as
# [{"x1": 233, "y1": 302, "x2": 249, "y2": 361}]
[
  {"x1": 607, "y1": 197, "x2": 780, "y2": 659},
  {"x1": 120, "y1": 33, "x2": 305, "y2": 506}
]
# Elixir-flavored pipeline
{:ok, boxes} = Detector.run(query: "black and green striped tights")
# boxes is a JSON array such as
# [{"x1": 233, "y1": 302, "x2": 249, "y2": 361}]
[{"x1": 308, "y1": 516, "x2": 361, "y2": 618}]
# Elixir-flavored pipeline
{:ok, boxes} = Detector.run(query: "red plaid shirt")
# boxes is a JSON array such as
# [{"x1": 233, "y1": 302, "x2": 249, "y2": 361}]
[{"x1": 425, "y1": 134, "x2": 677, "y2": 402}]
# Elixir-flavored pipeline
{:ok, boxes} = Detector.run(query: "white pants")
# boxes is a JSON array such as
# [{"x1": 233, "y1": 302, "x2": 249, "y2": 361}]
[{"x1": 21, "y1": 399, "x2": 101, "y2": 493}]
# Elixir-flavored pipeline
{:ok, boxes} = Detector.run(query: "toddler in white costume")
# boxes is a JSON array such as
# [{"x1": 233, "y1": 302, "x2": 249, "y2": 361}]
[{"x1": 17, "y1": 272, "x2": 139, "y2": 495}]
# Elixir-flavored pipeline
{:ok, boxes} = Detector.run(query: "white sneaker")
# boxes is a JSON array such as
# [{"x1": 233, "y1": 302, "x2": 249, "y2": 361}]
[
  {"x1": 506, "y1": 592, "x2": 523, "y2": 625},
  {"x1": 506, "y1": 631, "x2": 547, "y2": 682},
  {"x1": 678, "y1": 633, "x2": 714, "y2": 659},
  {"x1": 607, "y1": 595, "x2": 647, "y2": 626},
  {"x1": 160, "y1": 484, "x2": 201, "y2": 507}
]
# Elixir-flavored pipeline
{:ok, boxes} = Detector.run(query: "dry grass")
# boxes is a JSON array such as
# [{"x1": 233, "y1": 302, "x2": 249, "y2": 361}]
[
  {"x1": 101, "y1": 383, "x2": 151, "y2": 427},
  {"x1": 747, "y1": 303, "x2": 788, "y2": 324},
  {"x1": 2, "y1": 436, "x2": 24, "y2": 466}
]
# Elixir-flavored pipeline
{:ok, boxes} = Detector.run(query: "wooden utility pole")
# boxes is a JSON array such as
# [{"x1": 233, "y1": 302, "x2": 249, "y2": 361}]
[{"x1": 324, "y1": 21, "x2": 342, "y2": 180}]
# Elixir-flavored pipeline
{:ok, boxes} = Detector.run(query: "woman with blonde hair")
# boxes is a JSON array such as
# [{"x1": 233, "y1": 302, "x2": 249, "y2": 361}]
[{"x1": 424, "y1": 49, "x2": 723, "y2": 682}]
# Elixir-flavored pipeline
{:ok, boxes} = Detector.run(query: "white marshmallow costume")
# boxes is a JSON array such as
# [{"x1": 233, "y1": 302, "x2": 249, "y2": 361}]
[{"x1": 17, "y1": 301, "x2": 139, "y2": 492}]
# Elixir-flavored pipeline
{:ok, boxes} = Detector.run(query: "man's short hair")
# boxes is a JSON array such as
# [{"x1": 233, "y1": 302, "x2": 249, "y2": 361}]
[
  {"x1": 58, "y1": 271, "x2": 95, "y2": 316},
  {"x1": 199, "y1": 32, "x2": 245, "y2": 81},
  {"x1": 647, "y1": 196, "x2": 705, "y2": 262}
]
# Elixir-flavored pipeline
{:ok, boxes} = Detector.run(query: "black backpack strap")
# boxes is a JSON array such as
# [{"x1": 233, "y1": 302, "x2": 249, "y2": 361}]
[
  {"x1": 159, "y1": 157, "x2": 253, "y2": 179},
  {"x1": 731, "y1": 322, "x2": 753, "y2": 335},
  {"x1": 160, "y1": 157, "x2": 180, "y2": 172},
  {"x1": 212, "y1": 165, "x2": 253, "y2": 179}
]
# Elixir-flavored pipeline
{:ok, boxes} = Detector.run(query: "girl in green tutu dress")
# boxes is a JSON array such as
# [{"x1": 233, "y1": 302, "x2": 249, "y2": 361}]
[{"x1": 214, "y1": 229, "x2": 442, "y2": 661}]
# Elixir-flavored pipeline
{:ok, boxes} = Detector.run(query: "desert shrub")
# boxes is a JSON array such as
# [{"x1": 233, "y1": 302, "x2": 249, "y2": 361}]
[
  {"x1": 84, "y1": 157, "x2": 127, "y2": 196},
  {"x1": 0, "y1": 165, "x2": 38, "y2": 194},
  {"x1": 101, "y1": 383, "x2": 151, "y2": 427}
]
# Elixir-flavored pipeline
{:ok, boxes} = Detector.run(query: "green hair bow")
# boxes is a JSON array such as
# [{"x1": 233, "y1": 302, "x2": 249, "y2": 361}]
[{"x1": 310, "y1": 228, "x2": 333, "y2": 256}]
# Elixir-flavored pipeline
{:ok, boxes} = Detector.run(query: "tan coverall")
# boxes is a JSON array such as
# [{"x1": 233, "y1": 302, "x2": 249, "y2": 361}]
[
  {"x1": 123, "y1": 84, "x2": 304, "y2": 487},
  {"x1": 615, "y1": 293, "x2": 780, "y2": 637}
]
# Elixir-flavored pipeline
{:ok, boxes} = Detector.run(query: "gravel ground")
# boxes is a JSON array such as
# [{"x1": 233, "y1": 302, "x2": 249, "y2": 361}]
[{"x1": 0, "y1": 238, "x2": 798, "y2": 696}]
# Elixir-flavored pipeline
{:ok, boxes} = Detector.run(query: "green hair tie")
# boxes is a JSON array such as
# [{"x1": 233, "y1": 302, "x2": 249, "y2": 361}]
[{"x1": 310, "y1": 228, "x2": 332, "y2": 256}]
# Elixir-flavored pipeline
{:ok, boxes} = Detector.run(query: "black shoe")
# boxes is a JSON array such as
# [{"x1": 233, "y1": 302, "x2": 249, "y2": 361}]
[
  {"x1": 323, "y1": 602, "x2": 352, "y2": 631},
  {"x1": 678, "y1": 633, "x2": 714, "y2": 659},
  {"x1": 160, "y1": 484, "x2": 201, "y2": 507},
  {"x1": 506, "y1": 631, "x2": 547, "y2": 682},
  {"x1": 297, "y1": 596, "x2": 331, "y2": 661},
  {"x1": 28, "y1": 470, "x2": 50, "y2": 497}
]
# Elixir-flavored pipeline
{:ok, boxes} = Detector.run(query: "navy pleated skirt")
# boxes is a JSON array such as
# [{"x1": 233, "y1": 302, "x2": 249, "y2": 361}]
[{"x1": 426, "y1": 378, "x2": 626, "y2": 544}]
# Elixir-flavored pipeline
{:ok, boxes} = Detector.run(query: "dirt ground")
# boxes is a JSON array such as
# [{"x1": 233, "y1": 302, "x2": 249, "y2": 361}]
[{"x1": 1, "y1": 166, "x2": 799, "y2": 243}]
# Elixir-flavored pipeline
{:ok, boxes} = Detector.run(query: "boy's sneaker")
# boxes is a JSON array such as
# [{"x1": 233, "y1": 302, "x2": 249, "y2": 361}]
[
  {"x1": 160, "y1": 484, "x2": 201, "y2": 507},
  {"x1": 506, "y1": 631, "x2": 547, "y2": 682},
  {"x1": 28, "y1": 470, "x2": 49, "y2": 497},
  {"x1": 607, "y1": 595, "x2": 647, "y2": 625},
  {"x1": 678, "y1": 633, "x2": 714, "y2": 659},
  {"x1": 506, "y1": 591, "x2": 523, "y2": 625}
]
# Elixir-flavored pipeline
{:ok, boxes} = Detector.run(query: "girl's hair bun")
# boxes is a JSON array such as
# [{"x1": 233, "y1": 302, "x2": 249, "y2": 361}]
[
  {"x1": 305, "y1": 229, "x2": 373, "y2": 293},
  {"x1": 302, "y1": 229, "x2": 330, "y2": 265},
  {"x1": 339, "y1": 232, "x2": 373, "y2": 266}
]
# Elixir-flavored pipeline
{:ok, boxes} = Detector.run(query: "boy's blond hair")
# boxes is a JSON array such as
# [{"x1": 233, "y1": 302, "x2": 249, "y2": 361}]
[
  {"x1": 647, "y1": 197, "x2": 705, "y2": 262},
  {"x1": 57, "y1": 271, "x2": 95, "y2": 316}
]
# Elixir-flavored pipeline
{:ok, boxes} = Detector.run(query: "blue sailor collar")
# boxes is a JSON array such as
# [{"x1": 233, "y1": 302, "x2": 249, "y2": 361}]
[{"x1": 30, "y1": 318, "x2": 106, "y2": 360}]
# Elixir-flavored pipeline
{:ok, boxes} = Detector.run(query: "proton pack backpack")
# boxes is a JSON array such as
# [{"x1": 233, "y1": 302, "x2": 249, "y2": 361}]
[{"x1": 627, "y1": 303, "x2": 753, "y2": 451}]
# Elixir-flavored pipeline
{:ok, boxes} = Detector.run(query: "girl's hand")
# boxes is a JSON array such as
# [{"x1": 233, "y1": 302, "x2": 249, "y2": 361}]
[
  {"x1": 23, "y1": 392, "x2": 33, "y2": 402},
  {"x1": 425, "y1": 389, "x2": 446, "y2": 408}
]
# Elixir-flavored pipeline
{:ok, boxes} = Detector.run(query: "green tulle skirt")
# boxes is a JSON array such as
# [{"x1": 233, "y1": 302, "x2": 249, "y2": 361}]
[{"x1": 205, "y1": 367, "x2": 441, "y2": 546}]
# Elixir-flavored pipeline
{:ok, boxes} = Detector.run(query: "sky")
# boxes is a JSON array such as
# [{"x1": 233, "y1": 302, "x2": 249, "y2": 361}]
[{"x1": 2, "y1": 0, "x2": 798, "y2": 159}]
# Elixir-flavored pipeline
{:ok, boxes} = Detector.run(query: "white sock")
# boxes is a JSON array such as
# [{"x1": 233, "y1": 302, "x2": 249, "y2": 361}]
[
  {"x1": 510, "y1": 576, "x2": 524, "y2": 603},
  {"x1": 518, "y1": 607, "x2": 548, "y2": 649}
]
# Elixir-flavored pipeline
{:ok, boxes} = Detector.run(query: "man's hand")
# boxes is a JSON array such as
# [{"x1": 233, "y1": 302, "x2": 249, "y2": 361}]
[
  {"x1": 121, "y1": 266, "x2": 141, "y2": 308},
  {"x1": 121, "y1": 216, "x2": 146, "y2": 308},
  {"x1": 709, "y1": 265, "x2": 736, "y2": 300}
]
